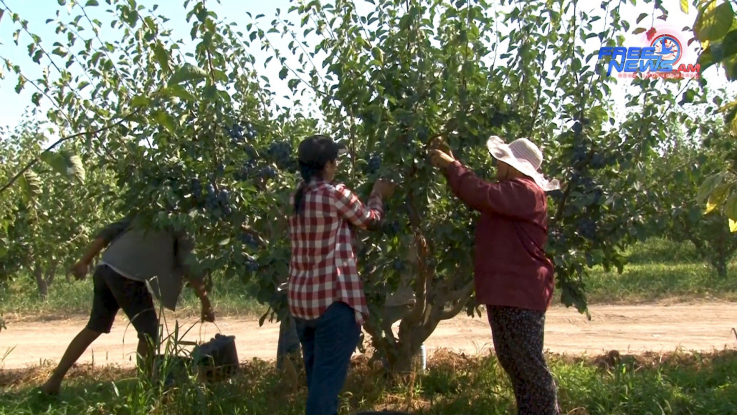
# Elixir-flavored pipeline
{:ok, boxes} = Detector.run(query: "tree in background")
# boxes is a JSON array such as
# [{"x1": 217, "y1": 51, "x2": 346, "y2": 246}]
[
  {"x1": 0, "y1": 0, "x2": 701, "y2": 373},
  {"x1": 683, "y1": 0, "x2": 737, "y2": 229},
  {"x1": 0, "y1": 112, "x2": 115, "y2": 299},
  {"x1": 253, "y1": 0, "x2": 686, "y2": 370},
  {"x1": 648, "y1": 116, "x2": 737, "y2": 277}
]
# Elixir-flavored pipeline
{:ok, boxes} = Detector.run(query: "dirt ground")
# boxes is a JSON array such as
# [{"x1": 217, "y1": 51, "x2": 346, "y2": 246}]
[{"x1": 1, "y1": 302, "x2": 736, "y2": 370}]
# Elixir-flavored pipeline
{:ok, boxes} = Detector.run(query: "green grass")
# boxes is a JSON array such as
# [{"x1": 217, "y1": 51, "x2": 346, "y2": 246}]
[
  {"x1": 585, "y1": 238, "x2": 737, "y2": 304},
  {"x1": 623, "y1": 237, "x2": 703, "y2": 265},
  {"x1": 0, "y1": 277, "x2": 263, "y2": 321},
  {"x1": 586, "y1": 262, "x2": 737, "y2": 304},
  {"x1": 1, "y1": 238, "x2": 735, "y2": 321},
  {"x1": 1, "y1": 349, "x2": 735, "y2": 414}
]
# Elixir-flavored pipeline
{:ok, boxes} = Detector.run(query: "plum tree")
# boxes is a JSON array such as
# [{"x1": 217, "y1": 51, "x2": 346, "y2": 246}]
[{"x1": 252, "y1": 0, "x2": 682, "y2": 371}]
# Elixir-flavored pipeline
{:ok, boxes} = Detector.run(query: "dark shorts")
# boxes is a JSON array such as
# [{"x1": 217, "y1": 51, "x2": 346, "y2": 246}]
[{"x1": 86, "y1": 264, "x2": 159, "y2": 343}]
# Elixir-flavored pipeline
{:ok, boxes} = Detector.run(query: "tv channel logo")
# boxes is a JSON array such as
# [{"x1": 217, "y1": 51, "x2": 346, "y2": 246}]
[{"x1": 598, "y1": 26, "x2": 700, "y2": 79}]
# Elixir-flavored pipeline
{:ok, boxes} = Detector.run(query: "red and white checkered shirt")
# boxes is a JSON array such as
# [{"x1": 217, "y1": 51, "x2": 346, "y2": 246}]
[{"x1": 287, "y1": 179, "x2": 383, "y2": 325}]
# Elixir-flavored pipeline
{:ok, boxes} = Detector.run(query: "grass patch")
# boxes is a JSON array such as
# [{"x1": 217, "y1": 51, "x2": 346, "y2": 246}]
[
  {"x1": 2, "y1": 238, "x2": 735, "y2": 321},
  {"x1": 585, "y1": 238, "x2": 737, "y2": 304},
  {"x1": 1, "y1": 349, "x2": 736, "y2": 414},
  {"x1": 586, "y1": 262, "x2": 737, "y2": 304},
  {"x1": 623, "y1": 238, "x2": 702, "y2": 265},
  {"x1": 0, "y1": 277, "x2": 263, "y2": 322}
]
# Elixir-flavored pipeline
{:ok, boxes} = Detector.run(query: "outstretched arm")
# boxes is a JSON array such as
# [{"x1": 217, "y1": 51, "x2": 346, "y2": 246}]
[
  {"x1": 70, "y1": 218, "x2": 132, "y2": 280},
  {"x1": 443, "y1": 161, "x2": 537, "y2": 219},
  {"x1": 332, "y1": 184, "x2": 385, "y2": 231},
  {"x1": 175, "y1": 233, "x2": 214, "y2": 322}
]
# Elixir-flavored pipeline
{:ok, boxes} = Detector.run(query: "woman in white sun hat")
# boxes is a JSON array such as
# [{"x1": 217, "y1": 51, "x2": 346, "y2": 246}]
[{"x1": 430, "y1": 135, "x2": 560, "y2": 415}]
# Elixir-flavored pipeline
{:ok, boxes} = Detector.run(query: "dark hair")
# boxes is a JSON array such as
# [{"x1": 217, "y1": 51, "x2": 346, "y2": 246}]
[
  {"x1": 293, "y1": 135, "x2": 341, "y2": 216},
  {"x1": 293, "y1": 161, "x2": 326, "y2": 216}
]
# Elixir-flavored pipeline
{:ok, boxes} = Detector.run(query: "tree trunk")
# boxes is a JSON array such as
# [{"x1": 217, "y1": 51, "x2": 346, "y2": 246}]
[
  {"x1": 374, "y1": 303, "x2": 418, "y2": 373},
  {"x1": 46, "y1": 263, "x2": 57, "y2": 286},
  {"x1": 360, "y1": 197, "x2": 476, "y2": 375},
  {"x1": 712, "y1": 258, "x2": 728, "y2": 278},
  {"x1": 276, "y1": 314, "x2": 301, "y2": 370},
  {"x1": 365, "y1": 281, "x2": 474, "y2": 375},
  {"x1": 34, "y1": 263, "x2": 48, "y2": 300}
]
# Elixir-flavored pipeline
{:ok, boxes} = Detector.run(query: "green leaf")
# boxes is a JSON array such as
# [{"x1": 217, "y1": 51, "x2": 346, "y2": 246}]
[
  {"x1": 20, "y1": 170, "x2": 41, "y2": 201},
  {"x1": 697, "y1": 172, "x2": 725, "y2": 205},
  {"x1": 689, "y1": 206, "x2": 702, "y2": 224},
  {"x1": 725, "y1": 192, "x2": 737, "y2": 221},
  {"x1": 39, "y1": 151, "x2": 85, "y2": 184},
  {"x1": 722, "y1": 30, "x2": 737, "y2": 59},
  {"x1": 161, "y1": 85, "x2": 196, "y2": 102},
  {"x1": 680, "y1": 0, "x2": 688, "y2": 14},
  {"x1": 695, "y1": 1, "x2": 734, "y2": 42},
  {"x1": 636, "y1": 13, "x2": 648, "y2": 24},
  {"x1": 723, "y1": 54, "x2": 737, "y2": 80},
  {"x1": 0, "y1": 9, "x2": 4, "y2": 24},
  {"x1": 31, "y1": 92, "x2": 42, "y2": 106},
  {"x1": 51, "y1": 47, "x2": 68, "y2": 57},
  {"x1": 85, "y1": 0, "x2": 99, "y2": 5},
  {"x1": 155, "y1": 110, "x2": 177, "y2": 134},
  {"x1": 698, "y1": 45, "x2": 716, "y2": 72},
  {"x1": 167, "y1": 63, "x2": 207, "y2": 85},
  {"x1": 66, "y1": 154, "x2": 85, "y2": 184},
  {"x1": 153, "y1": 42, "x2": 171, "y2": 74},
  {"x1": 279, "y1": 67, "x2": 288, "y2": 80},
  {"x1": 371, "y1": 47, "x2": 383, "y2": 64},
  {"x1": 633, "y1": 27, "x2": 647, "y2": 34},
  {"x1": 258, "y1": 308, "x2": 270, "y2": 327},
  {"x1": 679, "y1": 88, "x2": 697, "y2": 105},
  {"x1": 130, "y1": 95, "x2": 150, "y2": 108},
  {"x1": 722, "y1": 99, "x2": 737, "y2": 134},
  {"x1": 706, "y1": 183, "x2": 730, "y2": 214}
]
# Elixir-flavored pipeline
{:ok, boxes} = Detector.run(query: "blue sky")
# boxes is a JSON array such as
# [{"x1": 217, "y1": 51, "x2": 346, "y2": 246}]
[{"x1": 0, "y1": 0, "x2": 733, "y2": 135}]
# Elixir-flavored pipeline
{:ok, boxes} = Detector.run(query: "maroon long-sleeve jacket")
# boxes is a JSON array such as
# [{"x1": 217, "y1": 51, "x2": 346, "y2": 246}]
[{"x1": 444, "y1": 161, "x2": 555, "y2": 311}]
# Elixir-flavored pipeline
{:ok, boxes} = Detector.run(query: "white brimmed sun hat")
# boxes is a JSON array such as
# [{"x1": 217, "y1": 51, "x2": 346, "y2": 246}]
[{"x1": 486, "y1": 135, "x2": 560, "y2": 192}]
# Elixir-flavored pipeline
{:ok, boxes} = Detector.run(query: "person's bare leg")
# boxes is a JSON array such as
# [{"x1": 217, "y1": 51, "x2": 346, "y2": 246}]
[{"x1": 40, "y1": 328, "x2": 102, "y2": 395}]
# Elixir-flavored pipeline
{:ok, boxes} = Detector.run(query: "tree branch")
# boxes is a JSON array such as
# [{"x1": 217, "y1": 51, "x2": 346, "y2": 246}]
[
  {"x1": 528, "y1": 80, "x2": 543, "y2": 136},
  {"x1": 439, "y1": 282, "x2": 474, "y2": 321},
  {"x1": 1, "y1": 1, "x2": 87, "y2": 105},
  {"x1": 0, "y1": 113, "x2": 137, "y2": 194},
  {"x1": 76, "y1": 2, "x2": 130, "y2": 91},
  {"x1": 404, "y1": 228, "x2": 432, "y2": 327},
  {"x1": 0, "y1": 57, "x2": 74, "y2": 126}
]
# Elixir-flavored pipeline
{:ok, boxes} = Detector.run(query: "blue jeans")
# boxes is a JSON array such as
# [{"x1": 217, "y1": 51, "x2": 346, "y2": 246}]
[{"x1": 294, "y1": 302, "x2": 361, "y2": 415}]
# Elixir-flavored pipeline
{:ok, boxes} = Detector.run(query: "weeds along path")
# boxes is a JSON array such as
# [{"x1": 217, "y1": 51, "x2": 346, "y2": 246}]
[{"x1": 1, "y1": 302, "x2": 736, "y2": 370}]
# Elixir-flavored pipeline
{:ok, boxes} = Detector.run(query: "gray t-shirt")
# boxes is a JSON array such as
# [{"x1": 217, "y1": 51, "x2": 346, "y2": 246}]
[{"x1": 95, "y1": 217, "x2": 199, "y2": 311}]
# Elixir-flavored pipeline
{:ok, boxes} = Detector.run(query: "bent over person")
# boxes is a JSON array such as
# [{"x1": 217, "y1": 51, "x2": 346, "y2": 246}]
[
  {"x1": 430, "y1": 136, "x2": 561, "y2": 415},
  {"x1": 288, "y1": 135, "x2": 395, "y2": 415},
  {"x1": 40, "y1": 216, "x2": 214, "y2": 395}
]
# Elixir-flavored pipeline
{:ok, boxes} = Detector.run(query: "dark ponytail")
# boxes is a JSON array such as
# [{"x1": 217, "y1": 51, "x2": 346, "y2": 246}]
[
  {"x1": 294, "y1": 134, "x2": 341, "y2": 216},
  {"x1": 293, "y1": 161, "x2": 324, "y2": 216}
]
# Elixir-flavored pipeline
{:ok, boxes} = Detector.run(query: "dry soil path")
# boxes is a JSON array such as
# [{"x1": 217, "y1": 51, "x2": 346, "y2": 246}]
[{"x1": 1, "y1": 302, "x2": 736, "y2": 370}]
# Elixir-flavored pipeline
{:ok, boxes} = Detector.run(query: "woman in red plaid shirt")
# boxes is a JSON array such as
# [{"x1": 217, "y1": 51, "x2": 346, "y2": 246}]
[{"x1": 288, "y1": 135, "x2": 395, "y2": 415}]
